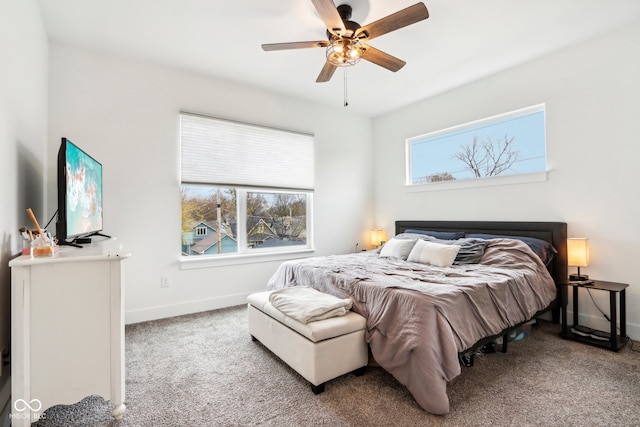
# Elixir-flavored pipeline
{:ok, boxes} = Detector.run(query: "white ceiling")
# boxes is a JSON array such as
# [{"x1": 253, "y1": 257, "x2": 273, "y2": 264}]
[{"x1": 37, "y1": 0, "x2": 640, "y2": 117}]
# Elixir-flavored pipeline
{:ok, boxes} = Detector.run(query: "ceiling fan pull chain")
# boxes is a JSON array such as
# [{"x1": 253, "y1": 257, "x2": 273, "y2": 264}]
[{"x1": 344, "y1": 68, "x2": 348, "y2": 107}]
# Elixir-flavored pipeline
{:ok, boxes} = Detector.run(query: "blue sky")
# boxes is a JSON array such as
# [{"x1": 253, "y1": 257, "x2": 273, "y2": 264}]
[{"x1": 410, "y1": 109, "x2": 546, "y2": 182}]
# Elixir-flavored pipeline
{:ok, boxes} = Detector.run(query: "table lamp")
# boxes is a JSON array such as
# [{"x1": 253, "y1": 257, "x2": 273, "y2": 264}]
[
  {"x1": 370, "y1": 229, "x2": 385, "y2": 249},
  {"x1": 567, "y1": 237, "x2": 589, "y2": 281}
]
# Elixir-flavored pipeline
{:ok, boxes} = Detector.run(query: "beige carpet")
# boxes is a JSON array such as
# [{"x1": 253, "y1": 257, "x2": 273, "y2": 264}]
[{"x1": 34, "y1": 305, "x2": 640, "y2": 426}]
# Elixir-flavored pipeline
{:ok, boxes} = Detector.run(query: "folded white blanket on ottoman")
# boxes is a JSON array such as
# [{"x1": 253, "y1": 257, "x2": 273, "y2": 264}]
[{"x1": 268, "y1": 286, "x2": 352, "y2": 324}]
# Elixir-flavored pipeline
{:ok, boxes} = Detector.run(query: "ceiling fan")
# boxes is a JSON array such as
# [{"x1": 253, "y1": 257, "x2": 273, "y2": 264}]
[{"x1": 262, "y1": 1, "x2": 429, "y2": 83}]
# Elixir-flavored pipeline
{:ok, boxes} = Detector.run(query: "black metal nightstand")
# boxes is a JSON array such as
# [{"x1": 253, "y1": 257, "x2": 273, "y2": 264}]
[{"x1": 560, "y1": 280, "x2": 629, "y2": 352}]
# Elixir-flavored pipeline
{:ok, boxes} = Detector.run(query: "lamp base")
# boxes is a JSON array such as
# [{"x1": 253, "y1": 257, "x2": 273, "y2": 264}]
[{"x1": 569, "y1": 273, "x2": 589, "y2": 281}]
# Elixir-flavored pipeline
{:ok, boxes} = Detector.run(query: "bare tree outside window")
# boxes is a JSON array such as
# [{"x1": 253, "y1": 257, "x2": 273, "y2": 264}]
[{"x1": 453, "y1": 134, "x2": 519, "y2": 178}]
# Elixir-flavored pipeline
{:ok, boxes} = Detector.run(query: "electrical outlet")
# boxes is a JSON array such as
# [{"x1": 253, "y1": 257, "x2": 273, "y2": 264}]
[{"x1": 160, "y1": 276, "x2": 170, "y2": 288}]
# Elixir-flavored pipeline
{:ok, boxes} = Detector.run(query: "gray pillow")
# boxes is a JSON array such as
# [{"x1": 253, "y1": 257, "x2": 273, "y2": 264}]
[{"x1": 450, "y1": 238, "x2": 488, "y2": 265}]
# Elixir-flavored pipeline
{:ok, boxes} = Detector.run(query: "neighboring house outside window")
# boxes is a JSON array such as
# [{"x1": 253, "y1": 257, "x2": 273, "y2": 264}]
[{"x1": 182, "y1": 221, "x2": 238, "y2": 255}]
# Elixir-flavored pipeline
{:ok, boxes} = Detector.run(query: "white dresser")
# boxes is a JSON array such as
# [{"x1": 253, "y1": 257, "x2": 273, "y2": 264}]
[{"x1": 9, "y1": 240, "x2": 129, "y2": 425}]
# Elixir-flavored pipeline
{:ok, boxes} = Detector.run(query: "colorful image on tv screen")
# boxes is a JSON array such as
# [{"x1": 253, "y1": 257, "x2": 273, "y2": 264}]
[{"x1": 66, "y1": 142, "x2": 103, "y2": 236}]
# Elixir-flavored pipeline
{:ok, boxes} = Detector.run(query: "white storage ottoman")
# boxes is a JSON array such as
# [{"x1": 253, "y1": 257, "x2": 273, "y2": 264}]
[{"x1": 247, "y1": 290, "x2": 368, "y2": 393}]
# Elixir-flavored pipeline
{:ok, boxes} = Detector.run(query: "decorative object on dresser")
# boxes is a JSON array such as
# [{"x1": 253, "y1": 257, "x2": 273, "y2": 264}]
[{"x1": 9, "y1": 239, "x2": 129, "y2": 425}]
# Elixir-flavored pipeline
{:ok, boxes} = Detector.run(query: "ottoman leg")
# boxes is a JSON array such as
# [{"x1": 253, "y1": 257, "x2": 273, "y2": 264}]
[
  {"x1": 311, "y1": 383, "x2": 325, "y2": 394},
  {"x1": 352, "y1": 367, "x2": 366, "y2": 376}
]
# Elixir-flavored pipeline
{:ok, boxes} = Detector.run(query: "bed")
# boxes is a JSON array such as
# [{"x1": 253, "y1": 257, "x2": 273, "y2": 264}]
[{"x1": 266, "y1": 220, "x2": 567, "y2": 414}]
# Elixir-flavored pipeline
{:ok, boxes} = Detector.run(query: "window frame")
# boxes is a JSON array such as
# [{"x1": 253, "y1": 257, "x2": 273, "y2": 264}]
[
  {"x1": 178, "y1": 112, "x2": 315, "y2": 268},
  {"x1": 180, "y1": 187, "x2": 315, "y2": 269},
  {"x1": 405, "y1": 104, "x2": 548, "y2": 191},
  {"x1": 237, "y1": 187, "x2": 313, "y2": 254}
]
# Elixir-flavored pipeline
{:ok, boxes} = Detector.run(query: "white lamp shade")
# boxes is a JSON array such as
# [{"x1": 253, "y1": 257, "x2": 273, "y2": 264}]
[
  {"x1": 567, "y1": 238, "x2": 589, "y2": 267},
  {"x1": 370, "y1": 229, "x2": 385, "y2": 246}
]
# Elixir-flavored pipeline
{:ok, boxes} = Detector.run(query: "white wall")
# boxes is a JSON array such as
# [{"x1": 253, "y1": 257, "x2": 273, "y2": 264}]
[
  {"x1": 372, "y1": 20, "x2": 640, "y2": 340},
  {"x1": 0, "y1": 0, "x2": 48, "y2": 359},
  {"x1": 47, "y1": 45, "x2": 374, "y2": 323}
]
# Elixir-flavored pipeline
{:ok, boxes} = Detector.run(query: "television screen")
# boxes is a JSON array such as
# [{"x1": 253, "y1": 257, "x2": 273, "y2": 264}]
[{"x1": 57, "y1": 138, "x2": 103, "y2": 242}]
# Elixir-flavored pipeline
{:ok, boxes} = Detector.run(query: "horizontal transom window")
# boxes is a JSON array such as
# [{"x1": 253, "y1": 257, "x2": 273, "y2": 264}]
[{"x1": 406, "y1": 104, "x2": 547, "y2": 188}]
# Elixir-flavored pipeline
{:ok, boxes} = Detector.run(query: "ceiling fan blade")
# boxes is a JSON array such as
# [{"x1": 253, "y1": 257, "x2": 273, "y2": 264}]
[
  {"x1": 262, "y1": 41, "x2": 329, "y2": 51},
  {"x1": 361, "y1": 45, "x2": 406, "y2": 72},
  {"x1": 356, "y1": 3, "x2": 429, "y2": 41},
  {"x1": 316, "y1": 61, "x2": 338, "y2": 83},
  {"x1": 311, "y1": 0, "x2": 346, "y2": 35}
]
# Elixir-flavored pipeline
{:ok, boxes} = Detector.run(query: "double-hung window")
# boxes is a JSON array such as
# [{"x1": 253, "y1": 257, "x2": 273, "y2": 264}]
[{"x1": 180, "y1": 112, "x2": 314, "y2": 259}]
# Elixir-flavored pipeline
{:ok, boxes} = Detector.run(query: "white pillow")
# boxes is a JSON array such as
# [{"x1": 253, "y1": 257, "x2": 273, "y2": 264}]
[
  {"x1": 379, "y1": 238, "x2": 417, "y2": 260},
  {"x1": 407, "y1": 239, "x2": 460, "y2": 267}
]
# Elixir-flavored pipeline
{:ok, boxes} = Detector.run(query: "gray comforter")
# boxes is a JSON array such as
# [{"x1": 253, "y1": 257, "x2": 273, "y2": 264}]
[{"x1": 266, "y1": 238, "x2": 556, "y2": 414}]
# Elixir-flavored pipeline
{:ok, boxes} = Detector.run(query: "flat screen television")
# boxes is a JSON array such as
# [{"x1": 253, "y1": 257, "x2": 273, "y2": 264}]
[{"x1": 56, "y1": 138, "x2": 106, "y2": 246}]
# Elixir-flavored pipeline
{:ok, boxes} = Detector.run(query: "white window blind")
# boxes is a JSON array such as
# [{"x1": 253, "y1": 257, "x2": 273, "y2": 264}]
[{"x1": 180, "y1": 112, "x2": 314, "y2": 190}]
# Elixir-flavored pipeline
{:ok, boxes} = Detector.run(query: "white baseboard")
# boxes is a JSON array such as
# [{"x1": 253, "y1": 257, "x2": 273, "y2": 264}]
[{"x1": 125, "y1": 292, "x2": 252, "y2": 324}]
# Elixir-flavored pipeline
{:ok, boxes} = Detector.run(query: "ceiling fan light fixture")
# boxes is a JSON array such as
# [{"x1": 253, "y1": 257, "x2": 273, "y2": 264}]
[
  {"x1": 326, "y1": 38, "x2": 363, "y2": 67},
  {"x1": 262, "y1": 1, "x2": 429, "y2": 82}
]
